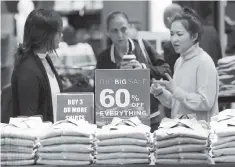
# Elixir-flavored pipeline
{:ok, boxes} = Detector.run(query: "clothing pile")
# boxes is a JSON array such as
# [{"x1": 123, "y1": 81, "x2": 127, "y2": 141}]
[
  {"x1": 217, "y1": 55, "x2": 235, "y2": 96},
  {"x1": 154, "y1": 115, "x2": 212, "y2": 164},
  {"x1": 37, "y1": 119, "x2": 97, "y2": 165},
  {"x1": 95, "y1": 117, "x2": 153, "y2": 165},
  {"x1": 210, "y1": 109, "x2": 235, "y2": 163},
  {"x1": 1, "y1": 116, "x2": 51, "y2": 166}
]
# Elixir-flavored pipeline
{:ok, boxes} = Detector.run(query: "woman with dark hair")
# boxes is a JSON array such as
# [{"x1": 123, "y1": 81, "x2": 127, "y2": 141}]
[
  {"x1": 11, "y1": 9, "x2": 63, "y2": 122},
  {"x1": 96, "y1": 10, "x2": 171, "y2": 131},
  {"x1": 151, "y1": 7, "x2": 219, "y2": 122}
]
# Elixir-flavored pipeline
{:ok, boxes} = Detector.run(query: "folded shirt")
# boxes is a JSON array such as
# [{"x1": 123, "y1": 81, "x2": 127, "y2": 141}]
[
  {"x1": 96, "y1": 117, "x2": 151, "y2": 141},
  {"x1": 96, "y1": 130, "x2": 149, "y2": 140},
  {"x1": 155, "y1": 144, "x2": 207, "y2": 155},
  {"x1": 211, "y1": 135, "x2": 235, "y2": 147},
  {"x1": 219, "y1": 90, "x2": 235, "y2": 96},
  {"x1": 96, "y1": 152, "x2": 149, "y2": 160},
  {"x1": 219, "y1": 75, "x2": 235, "y2": 84},
  {"x1": 217, "y1": 61, "x2": 235, "y2": 70},
  {"x1": 1, "y1": 159, "x2": 35, "y2": 166},
  {"x1": 97, "y1": 145, "x2": 150, "y2": 153},
  {"x1": 95, "y1": 158, "x2": 149, "y2": 165},
  {"x1": 213, "y1": 123, "x2": 235, "y2": 138},
  {"x1": 213, "y1": 155, "x2": 235, "y2": 163},
  {"x1": 39, "y1": 136, "x2": 94, "y2": 146},
  {"x1": 1, "y1": 126, "x2": 40, "y2": 140},
  {"x1": 211, "y1": 147, "x2": 235, "y2": 157},
  {"x1": 217, "y1": 61, "x2": 235, "y2": 67},
  {"x1": 154, "y1": 127, "x2": 208, "y2": 141},
  {"x1": 1, "y1": 137, "x2": 35, "y2": 147},
  {"x1": 38, "y1": 144, "x2": 93, "y2": 153},
  {"x1": 219, "y1": 85, "x2": 235, "y2": 90},
  {"x1": 8, "y1": 116, "x2": 47, "y2": 129},
  {"x1": 37, "y1": 159, "x2": 91, "y2": 165},
  {"x1": 1, "y1": 152, "x2": 35, "y2": 161},
  {"x1": 1, "y1": 145, "x2": 34, "y2": 153},
  {"x1": 218, "y1": 68, "x2": 235, "y2": 75},
  {"x1": 155, "y1": 118, "x2": 209, "y2": 141},
  {"x1": 218, "y1": 56, "x2": 235, "y2": 65},
  {"x1": 40, "y1": 129, "x2": 95, "y2": 140},
  {"x1": 211, "y1": 109, "x2": 235, "y2": 122},
  {"x1": 155, "y1": 137, "x2": 207, "y2": 148},
  {"x1": 38, "y1": 152, "x2": 93, "y2": 161},
  {"x1": 155, "y1": 159, "x2": 211, "y2": 164},
  {"x1": 40, "y1": 119, "x2": 97, "y2": 140},
  {"x1": 212, "y1": 141, "x2": 235, "y2": 150},
  {"x1": 218, "y1": 67, "x2": 235, "y2": 73},
  {"x1": 102, "y1": 117, "x2": 151, "y2": 132},
  {"x1": 97, "y1": 137, "x2": 149, "y2": 147},
  {"x1": 156, "y1": 152, "x2": 209, "y2": 160},
  {"x1": 1, "y1": 118, "x2": 51, "y2": 141}
]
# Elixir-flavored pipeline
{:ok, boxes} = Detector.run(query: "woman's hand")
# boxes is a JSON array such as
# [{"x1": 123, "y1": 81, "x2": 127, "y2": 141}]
[
  {"x1": 155, "y1": 73, "x2": 176, "y2": 93},
  {"x1": 120, "y1": 60, "x2": 143, "y2": 69},
  {"x1": 150, "y1": 78, "x2": 164, "y2": 97}
]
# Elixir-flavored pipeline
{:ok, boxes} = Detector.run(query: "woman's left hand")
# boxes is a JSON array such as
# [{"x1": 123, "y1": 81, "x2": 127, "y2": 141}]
[{"x1": 156, "y1": 73, "x2": 176, "y2": 93}]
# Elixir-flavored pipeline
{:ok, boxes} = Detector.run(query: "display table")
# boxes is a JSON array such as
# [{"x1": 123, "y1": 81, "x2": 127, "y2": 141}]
[{"x1": 6, "y1": 164, "x2": 234, "y2": 167}]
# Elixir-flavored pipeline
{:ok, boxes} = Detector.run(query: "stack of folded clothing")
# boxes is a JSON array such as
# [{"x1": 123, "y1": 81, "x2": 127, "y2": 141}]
[
  {"x1": 217, "y1": 55, "x2": 235, "y2": 96},
  {"x1": 95, "y1": 117, "x2": 153, "y2": 165},
  {"x1": 1, "y1": 116, "x2": 50, "y2": 166},
  {"x1": 154, "y1": 116, "x2": 211, "y2": 164},
  {"x1": 210, "y1": 109, "x2": 235, "y2": 163},
  {"x1": 37, "y1": 119, "x2": 97, "y2": 165}
]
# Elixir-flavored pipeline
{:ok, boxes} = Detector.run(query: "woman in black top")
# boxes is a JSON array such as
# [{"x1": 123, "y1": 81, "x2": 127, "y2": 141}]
[{"x1": 11, "y1": 9, "x2": 63, "y2": 122}]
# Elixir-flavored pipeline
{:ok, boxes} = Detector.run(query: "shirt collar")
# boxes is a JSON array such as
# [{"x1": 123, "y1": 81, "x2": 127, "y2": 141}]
[
  {"x1": 159, "y1": 116, "x2": 204, "y2": 131},
  {"x1": 180, "y1": 42, "x2": 200, "y2": 61},
  {"x1": 110, "y1": 117, "x2": 142, "y2": 127},
  {"x1": 110, "y1": 38, "x2": 135, "y2": 63},
  {"x1": 37, "y1": 52, "x2": 48, "y2": 59}
]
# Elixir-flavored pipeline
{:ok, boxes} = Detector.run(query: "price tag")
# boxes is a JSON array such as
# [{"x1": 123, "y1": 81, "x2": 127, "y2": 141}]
[
  {"x1": 56, "y1": 93, "x2": 94, "y2": 123},
  {"x1": 95, "y1": 69, "x2": 150, "y2": 126}
]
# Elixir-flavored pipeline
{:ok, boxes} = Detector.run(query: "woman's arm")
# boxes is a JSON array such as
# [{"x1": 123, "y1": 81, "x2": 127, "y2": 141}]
[
  {"x1": 173, "y1": 62, "x2": 218, "y2": 111},
  {"x1": 17, "y1": 69, "x2": 40, "y2": 116},
  {"x1": 155, "y1": 88, "x2": 173, "y2": 109},
  {"x1": 151, "y1": 83, "x2": 173, "y2": 109}
]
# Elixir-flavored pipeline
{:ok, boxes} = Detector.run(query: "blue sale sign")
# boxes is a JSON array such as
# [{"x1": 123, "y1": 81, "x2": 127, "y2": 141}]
[
  {"x1": 95, "y1": 69, "x2": 150, "y2": 126},
  {"x1": 56, "y1": 93, "x2": 94, "y2": 123}
]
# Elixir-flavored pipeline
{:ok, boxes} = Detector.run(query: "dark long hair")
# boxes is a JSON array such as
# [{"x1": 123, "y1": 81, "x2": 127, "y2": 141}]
[{"x1": 14, "y1": 9, "x2": 62, "y2": 68}]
